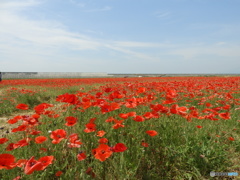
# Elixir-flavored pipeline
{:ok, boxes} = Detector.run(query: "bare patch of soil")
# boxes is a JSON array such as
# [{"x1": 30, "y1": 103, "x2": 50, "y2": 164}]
[{"x1": 0, "y1": 112, "x2": 34, "y2": 137}]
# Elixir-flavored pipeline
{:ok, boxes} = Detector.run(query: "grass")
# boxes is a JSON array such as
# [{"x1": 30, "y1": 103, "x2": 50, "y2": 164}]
[{"x1": 0, "y1": 77, "x2": 240, "y2": 180}]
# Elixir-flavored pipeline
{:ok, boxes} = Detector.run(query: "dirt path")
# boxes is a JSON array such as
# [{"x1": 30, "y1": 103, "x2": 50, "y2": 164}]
[
  {"x1": 0, "y1": 114, "x2": 27, "y2": 137},
  {"x1": 0, "y1": 89, "x2": 12, "y2": 136},
  {"x1": 0, "y1": 117, "x2": 12, "y2": 136},
  {"x1": 0, "y1": 103, "x2": 62, "y2": 137}
]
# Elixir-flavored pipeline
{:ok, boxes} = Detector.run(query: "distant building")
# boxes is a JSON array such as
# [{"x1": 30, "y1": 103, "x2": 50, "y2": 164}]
[{"x1": 2, "y1": 72, "x2": 109, "y2": 79}]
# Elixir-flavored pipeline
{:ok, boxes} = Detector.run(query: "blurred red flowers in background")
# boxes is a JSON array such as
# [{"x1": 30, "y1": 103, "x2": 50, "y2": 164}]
[{"x1": 16, "y1": 104, "x2": 29, "y2": 110}]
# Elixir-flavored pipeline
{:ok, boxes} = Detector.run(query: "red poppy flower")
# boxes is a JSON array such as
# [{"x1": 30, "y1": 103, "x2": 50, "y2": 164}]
[
  {"x1": 143, "y1": 112, "x2": 154, "y2": 120},
  {"x1": 166, "y1": 89, "x2": 178, "y2": 98},
  {"x1": 125, "y1": 98, "x2": 137, "y2": 108},
  {"x1": 34, "y1": 103, "x2": 53, "y2": 114},
  {"x1": 68, "y1": 133, "x2": 78, "y2": 142},
  {"x1": 68, "y1": 133, "x2": 82, "y2": 148},
  {"x1": 56, "y1": 93, "x2": 79, "y2": 104},
  {"x1": 53, "y1": 114, "x2": 60, "y2": 118},
  {"x1": 97, "y1": 130, "x2": 106, "y2": 137},
  {"x1": 222, "y1": 104, "x2": 230, "y2": 110},
  {"x1": 13, "y1": 138, "x2": 30, "y2": 149},
  {"x1": 84, "y1": 123, "x2": 96, "y2": 133},
  {"x1": 98, "y1": 138, "x2": 108, "y2": 144},
  {"x1": 6, "y1": 143, "x2": 14, "y2": 151},
  {"x1": 65, "y1": 116, "x2": 77, "y2": 126},
  {"x1": 112, "y1": 143, "x2": 127, "y2": 152},
  {"x1": 29, "y1": 130, "x2": 41, "y2": 135},
  {"x1": 127, "y1": 111, "x2": 136, "y2": 117},
  {"x1": 82, "y1": 101, "x2": 92, "y2": 109},
  {"x1": 162, "y1": 97, "x2": 176, "y2": 104},
  {"x1": 77, "y1": 152, "x2": 86, "y2": 161},
  {"x1": 228, "y1": 137, "x2": 234, "y2": 141},
  {"x1": 219, "y1": 112, "x2": 231, "y2": 120},
  {"x1": 35, "y1": 136, "x2": 47, "y2": 144},
  {"x1": 141, "y1": 142, "x2": 149, "y2": 147},
  {"x1": 100, "y1": 103, "x2": 111, "y2": 113},
  {"x1": 86, "y1": 167, "x2": 96, "y2": 178},
  {"x1": 170, "y1": 104, "x2": 179, "y2": 114},
  {"x1": 170, "y1": 104, "x2": 188, "y2": 115},
  {"x1": 150, "y1": 104, "x2": 169, "y2": 113},
  {"x1": 8, "y1": 118, "x2": 18, "y2": 124},
  {"x1": 12, "y1": 124, "x2": 28, "y2": 133},
  {"x1": 104, "y1": 87, "x2": 113, "y2": 93},
  {"x1": 92, "y1": 144, "x2": 113, "y2": 162},
  {"x1": 205, "y1": 102, "x2": 212, "y2": 107},
  {"x1": 24, "y1": 156, "x2": 43, "y2": 175},
  {"x1": 146, "y1": 130, "x2": 158, "y2": 137},
  {"x1": 38, "y1": 156, "x2": 54, "y2": 170},
  {"x1": 137, "y1": 87, "x2": 146, "y2": 93},
  {"x1": 32, "y1": 113, "x2": 40, "y2": 119},
  {"x1": 55, "y1": 171, "x2": 63, "y2": 176},
  {"x1": 12, "y1": 176, "x2": 21, "y2": 180},
  {"x1": 8, "y1": 115, "x2": 22, "y2": 124},
  {"x1": 50, "y1": 129, "x2": 67, "y2": 144},
  {"x1": 113, "y1": 122, "x2": 125, "y2": 129},
  {"x1": 0, "y1": 153, "x2": 16, "y2": 170},
  {"x1": 133, "y1": 115, "x2": 145, "y2": 122},
  {"x1": 109, "y1": 102, "x2": 120, "y2": 111},
  {"x1": 105, "y1": 116, "x2": 116, "y2": 122},
  {"x1": 0, "y1": 138, "x2": 8, "y2": 144},
  {"x1": 16, "y1": 104, "x2": 29, "y2": 110},
  {"x1": 196, "y1": 125, "x2": 203, "y2": 129},
  {"x1": 16, "y1": 159, "x2": 27, "y2": 167},
  {"x1": 119, "y1": 113, "x2": 129, "y2": 119}
]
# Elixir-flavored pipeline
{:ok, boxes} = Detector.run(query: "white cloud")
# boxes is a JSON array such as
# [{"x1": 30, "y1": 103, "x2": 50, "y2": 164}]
[
  {"x1": 0, "y1": 11, "x2": 101, "y2": 51},
  {"x1": 0, "y1": 0, "x2": 164, "y2": 64}
]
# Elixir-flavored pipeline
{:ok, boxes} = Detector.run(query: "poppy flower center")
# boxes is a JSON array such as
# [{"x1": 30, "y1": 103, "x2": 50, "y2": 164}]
[{"x1": 29, "y1": 162, "x2": 36, "y2": 167}]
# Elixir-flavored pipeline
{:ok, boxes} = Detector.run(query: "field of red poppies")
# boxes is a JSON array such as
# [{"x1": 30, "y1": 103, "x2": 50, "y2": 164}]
[{"x1": 0, "y1": 77, "x2": 240, "y2": 179}]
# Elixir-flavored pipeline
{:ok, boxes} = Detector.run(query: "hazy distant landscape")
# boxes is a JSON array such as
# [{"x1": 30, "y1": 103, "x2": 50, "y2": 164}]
[{"x1": 2, "y1": 72, "x2": 240, "y2": 79}]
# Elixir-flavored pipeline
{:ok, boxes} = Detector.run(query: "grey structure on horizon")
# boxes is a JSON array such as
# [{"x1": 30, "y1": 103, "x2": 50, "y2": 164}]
[
  {"x1": 1, "y1": 72, "x2": 240, "y2": 79},
  {"x1": 2, "y1": 72, "x2": 109, "y2": 79}
]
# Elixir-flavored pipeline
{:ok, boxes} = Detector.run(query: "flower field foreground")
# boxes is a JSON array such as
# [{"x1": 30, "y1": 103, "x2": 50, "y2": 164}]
[{"x1": 0, "y1": 77, "x2": 240, "y2": 179}]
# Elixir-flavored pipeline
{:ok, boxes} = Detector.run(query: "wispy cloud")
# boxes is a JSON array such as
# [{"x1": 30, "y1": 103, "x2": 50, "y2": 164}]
[
  {"x1": 0, "y1": 0, "x2": 158, "y2": 65},
  {"x1": 154, "y1": 11, "x2": 171, "y2": 19},
  {"x1": 68, "y1": 0, "x2": 111, "y2": 12},
  {"x1": 0, "y1": 0, "x2": 41, "y2": 9},
  {"x1": 84, "y1": 6, "x2": 112, "y2": 12},
  {"x1": 105, "y1": 45, "x2": 156, "y2": 61},
  {"x1": 68, "y1": 0, "x2": 85, "y2": 7},
  {"x1": 113, "y1": 41, "x2": 168, "y2": 48}
]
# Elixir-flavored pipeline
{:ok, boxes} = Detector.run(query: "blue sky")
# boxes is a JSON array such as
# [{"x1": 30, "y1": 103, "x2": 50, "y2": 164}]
[{"x1": 0, "y1": 0, "x2": 240, "y2": 73}]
